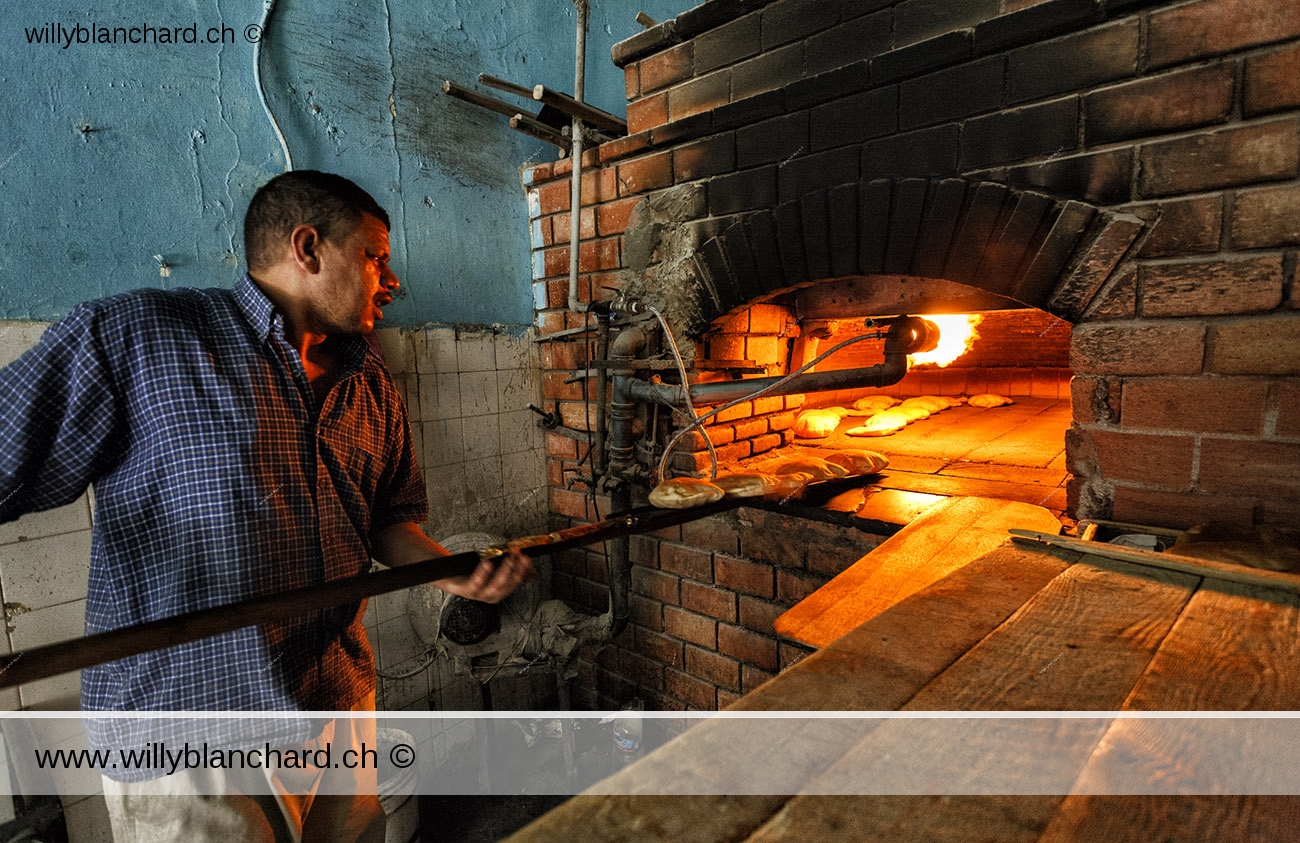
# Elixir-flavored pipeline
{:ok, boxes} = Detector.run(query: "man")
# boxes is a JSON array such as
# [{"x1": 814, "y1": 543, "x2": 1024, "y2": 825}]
[{"x1": 0, "y1": 170, "x2": 532, "y2": 841}]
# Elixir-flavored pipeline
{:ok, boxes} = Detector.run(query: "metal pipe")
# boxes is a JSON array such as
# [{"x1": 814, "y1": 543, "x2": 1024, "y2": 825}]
[
  {"x1": 592, "y1": 313, "x2": 611, "y2": 476},
  {"x1": 567, "y1": 0, "x2": 589, "y2": 313},
  {"x1": 605, "y1": 325, "x2": 650, "y2": 639}
]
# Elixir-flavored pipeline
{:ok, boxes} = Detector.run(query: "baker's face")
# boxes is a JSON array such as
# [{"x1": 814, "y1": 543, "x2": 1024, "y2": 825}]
[{"x1": 312, "y1": 212, "x2": 398, "y2": 334}]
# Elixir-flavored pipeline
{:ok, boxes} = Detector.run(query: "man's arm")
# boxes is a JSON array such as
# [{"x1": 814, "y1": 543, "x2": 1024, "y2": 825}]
[{"x1": 370, "y1": 521, "x2": 533, "y2": 604}]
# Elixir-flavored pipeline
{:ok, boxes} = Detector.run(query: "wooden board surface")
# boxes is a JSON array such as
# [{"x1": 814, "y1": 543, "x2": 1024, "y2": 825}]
[
  {"x1": 1037, "y1": 579, "x2": 1300, "y2": 841},
  {"x1": 744, "y1": 554, "x2": 1201, "y2": 843},
  {"x1": 775, "y1": 496, "x2": 1062, "y2": 648}
]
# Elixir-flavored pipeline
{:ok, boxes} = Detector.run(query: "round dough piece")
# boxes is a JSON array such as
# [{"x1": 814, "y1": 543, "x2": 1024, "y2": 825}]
[
  {"x1": 895, "y1": 403, "x2": 931, "y2": 421},
  {"x1": 792, "y1": 409, "x2": 843, "y2": 438},
  {"x1": 847, "y1": 410, "x2": 909, "y2": 437},
  {"x1": 853, "y1": 395, "x2": 899, "y2": 412},
  {"x1": 649, "y1": 477, "x2": 725, "y2": 509},
  {"x1": 768, "y1": 471, "x2": 814, "y2": 498},
  {"x1": 968, "y1": 393, "x2": 1014, "y2": 408}
]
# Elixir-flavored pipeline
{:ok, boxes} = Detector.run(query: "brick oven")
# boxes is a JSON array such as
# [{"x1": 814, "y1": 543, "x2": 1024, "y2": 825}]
[{"x1": 523, "y1": 0, "x2": 1300, "y2": 711}]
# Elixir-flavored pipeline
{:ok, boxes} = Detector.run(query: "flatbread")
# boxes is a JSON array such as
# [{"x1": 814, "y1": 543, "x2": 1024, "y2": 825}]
[
  {"x1": 648, "y1": 477, "x2": 725, "y2": 509},
  {"x1": 969, "y1": 393, "x2": 1014, "y2": 408},
  {"x1": 853, "y1": 395, "x2": 899, "y2": 412},
  {"x1": 792, "y1": 409, "x2": 842, "y2": 438},
  {"x1": 771, "y1": 457, "x2": 849, "y2": 481},
  {"x1": 714, "y1": 472, "x2": 780, "y2": 498},
  {"x1": 825, "y1": 450, "x2": 889, "y2": 475},
  {"x1": 846, "y1": 410, "x2": 909, "y2": 437}
]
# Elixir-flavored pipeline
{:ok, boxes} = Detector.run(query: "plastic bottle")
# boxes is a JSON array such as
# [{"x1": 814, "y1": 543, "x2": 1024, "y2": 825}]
[{"x1": 610, "y1": 698, "x2": 644, "y2": 767}]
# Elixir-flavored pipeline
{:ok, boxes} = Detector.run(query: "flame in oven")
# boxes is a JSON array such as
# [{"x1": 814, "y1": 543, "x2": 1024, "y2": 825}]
[{"x1": 907, "y1": 314, "x2": 982, "y2": 368}]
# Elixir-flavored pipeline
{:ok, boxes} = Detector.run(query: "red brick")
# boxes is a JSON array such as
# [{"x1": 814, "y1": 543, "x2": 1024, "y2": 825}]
[
  {"x1": 616, "y1": 150, "x2": 674, "y2": 196},
  {"x1": 596, "y1": 196, "x2": 642, "y2": 236},
  {"x1": 541, "y1": 246, "x2": 569, "y2": 279},
  {"x1": 1232, "y1": 184, "x2": 1300, "y2": 249},
  {"x1": 636, "y1": 628, "x2": 684, "y2": 669},
  {"x1": 680, "y1": 515, "x2": 740, "y2": 555},
  {"x1": 550, "y1": 487, "x2": 592, "y2": 520},
  {"x1": 704, "y1": 402, "x2": 747, "y2": 425},
  {"x1": 674, "y1": 133, "x2": 737, "y2": 183},
  {"x1": 1137, "y1": 119, "x2": 1300, "y2": 198},
  {"x1": 750, "y1": 433, "x2": 783, "y2": 455},
  {"x1": 582, "y1": 167, "x2": 619, "y2": 204},
  {"x1": 641, "y1": 42, "x2": 694, "y2": 93},
  {"x1": 1199, "y1": 438, "x2": 1300, "y2": 495},
  {"x1": 598, "y1": 131, "x2": 653, "y2": 165},
  {"x1": 1085, "y1": 63, "x2": 1234, "y2": 145},
  {"x1": 627, "y1": 92, "x2": 669, "y2": 135},
  {"x1": 558, "y1": 401, "x2": 597, "y2": 431},
  {"x1": 714, "y1": 553, "x2": 774, "y2": 598},
  {"x1": 1245, "y1": 42, "x2": 1300, "y2": 117},
  {"x1": 1134, "y1": 196, "x2": 1224, "y2": 258},
  {"x1": 1083, "y1": 429, "x2": 1196, "y2": 488},
  {"x1": 624, "y1": 62, "x2": 639, "y2": 100},
  {"x1": 1148, "y1": 0, "x2": 1300, "y2": 68},
  {"x1": 733, "y1": 417, "x2": 769, "y2": 440},
  {"x1": 1260, "y1": 494, "x2": 1300, "y2": 529},
  {"x1": 684, "y1": 645, "x2": 740, "y2": 691},
  {"x1": 1208, "y1": 314, "x2": 1300, "y2": 376},
  {"x1": 738, "y1": 596, "x2": 784, "y2": 634},
  {"x1": 1139, "y1": 255, "x2": 1284, "y2": 318},
  {"x1": 741, "y1": 664, "x2": 777, "y2": 694},
  {"x1": 665, "y1": 668, "x2": 717, "y2": 709},
  {"x1": 681, "y1": 580, "x2": 737, "y2": 622},
  {"x1": 778, "y1": 643, "x2": 812, "y2": 672},
  {"x1": 664, "y1": 606, "x2": 717, "y2": 648},
  {"x1": 659, "y1": 542, "x2": 714, "y2": 581},
  {"x1": 552, "y1": 208, "x2": 596, "y2": 242},
  {"x1": 1276, "y1": 382, "x2": 1300, "y2": 438},
  {"x1": 577, "y1": 238, "x2": 619, "y2": 273},
  {"x1": 545, "y1": 431, "x2": 577, "y2": 458},
  {"x1": 1072, "y1": 321, "x2": 1206, "y2": 376},
  {"x1": 631, "y1": 566, "x2": 680, "y2": 605},
  {"x1": 629, "y1": 594, "x2": 664, "y2": 632},
  {"x1": 536, "y1": 179, "x2": 570, "y2": 215},
  {"x1": 807, "y1": 539, "x2": 877, "y2": 578},
  {"x1": 1122, "y1": 377, "x2": 1270, "y2": 436},
  {"x1": 739, "y1": 524, "x2": 807, "y2": 569},
  {"x1": 777, "y1": 569, "x2": 826, "y2": 605},
  {"x1": 717, "y1": 623, "x2": 778, "y2": 671},
  {"x1": 1112, "y1": 483, "x2": 1253, "y2": 530}
]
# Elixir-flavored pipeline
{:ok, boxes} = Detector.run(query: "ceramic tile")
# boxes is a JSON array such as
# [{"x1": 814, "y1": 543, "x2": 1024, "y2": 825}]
[
  {"x1": 0, "y1": 496, "x2": 92, "y2": 546},
  {"x1": 0, "y1": 529, "x2": 93, "y2": 611}
]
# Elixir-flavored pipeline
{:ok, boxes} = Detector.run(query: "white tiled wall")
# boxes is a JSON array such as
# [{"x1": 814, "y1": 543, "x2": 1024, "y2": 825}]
[{"x1": 368, "y1": 325, "x2": 549, "y2": 715}]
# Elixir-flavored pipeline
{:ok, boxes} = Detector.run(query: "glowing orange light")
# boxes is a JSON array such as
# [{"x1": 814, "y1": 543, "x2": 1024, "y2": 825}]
[{"x1": 908, "y1": 314, "x2": 982, "y2": 367}]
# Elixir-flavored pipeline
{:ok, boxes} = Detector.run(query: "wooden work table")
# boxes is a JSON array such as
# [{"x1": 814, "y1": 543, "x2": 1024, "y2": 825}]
[{"x1": 507, "y1": 497, "x2": 1300, "y2": 842}]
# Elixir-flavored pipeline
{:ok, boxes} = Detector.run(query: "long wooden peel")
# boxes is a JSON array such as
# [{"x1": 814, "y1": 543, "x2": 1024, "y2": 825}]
[
  {"x1": 0, "y1": 499, "x2": 742, "y2": 690},
  {"x1": 1010, "y1": 529, "x2": 1300, "y2": 595}
]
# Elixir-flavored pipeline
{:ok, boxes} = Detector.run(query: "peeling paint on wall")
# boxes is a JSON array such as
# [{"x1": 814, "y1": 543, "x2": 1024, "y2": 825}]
[{"x1": 0, "y1": 0, "x2": 691, "y2": 325}]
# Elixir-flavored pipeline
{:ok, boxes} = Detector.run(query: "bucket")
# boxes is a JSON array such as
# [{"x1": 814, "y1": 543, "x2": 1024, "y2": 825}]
[{"x1": 377, "y1": 728, "x2": 419, "y2": 843}]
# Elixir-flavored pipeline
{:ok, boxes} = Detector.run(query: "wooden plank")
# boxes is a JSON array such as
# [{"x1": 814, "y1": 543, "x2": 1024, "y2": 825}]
[
  {"x1": 1012, "y1": 531, "x2": 1300, "y2": 596},
  {"x1": 508, "y1": 545, "x2": 1069, "y2": 843},
  {"x1": 1036, "y1": 580, "x2": 1300, "y2": 841},
  {"x1": 1037, "y1": 796, "x2": 1300, "y2": 843},
  {"x1": 745, "y1": 555, "x2": 1200, "y2": 843},
  {"x1": 775, "y1": 497, "x2": 1062, "y2": 648},
  {"x1": 906, "y1": 554, "x2": 1198, "y2": 711},
  {"x1": 504, "y1": 795, "x2": 788, "y2": 843},
  {"x1": 743, "y1": 545, "x2": 1071, "y2": 711}
]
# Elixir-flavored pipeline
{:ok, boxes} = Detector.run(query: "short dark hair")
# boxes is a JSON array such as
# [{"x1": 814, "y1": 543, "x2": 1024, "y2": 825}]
[{"x1": 243, "y1": 170, "x2": 390, "y2": 270}]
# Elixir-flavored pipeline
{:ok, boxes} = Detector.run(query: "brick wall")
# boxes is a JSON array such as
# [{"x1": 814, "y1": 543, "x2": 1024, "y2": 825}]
[{"x1": 525, "y1": 0, "x2": 1300, "y2": 709}]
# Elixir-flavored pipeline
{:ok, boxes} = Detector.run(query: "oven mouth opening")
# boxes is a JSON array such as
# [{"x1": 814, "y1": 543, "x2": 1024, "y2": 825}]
[{"x1": 683, "y1": 303, "x2": 1074, "y2": 528}]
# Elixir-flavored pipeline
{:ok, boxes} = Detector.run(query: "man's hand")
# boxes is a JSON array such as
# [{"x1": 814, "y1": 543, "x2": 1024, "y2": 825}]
[
  {"x1": 370, "y1": 522, "x2": 535, "y2": 603},
  {"x1": 436, "y1": 547, "x2": 535, "y2": 604}
]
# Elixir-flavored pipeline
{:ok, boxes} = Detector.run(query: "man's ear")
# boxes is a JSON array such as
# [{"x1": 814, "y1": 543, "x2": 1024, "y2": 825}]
[{"x1": 289, "y1": 224, "x2": 323, "y2": 274}]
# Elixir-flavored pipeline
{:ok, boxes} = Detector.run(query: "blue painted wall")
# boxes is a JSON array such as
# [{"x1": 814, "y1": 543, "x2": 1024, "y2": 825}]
[{"x1": 0, "y1": 0, "x2": 689, "y2": 326}]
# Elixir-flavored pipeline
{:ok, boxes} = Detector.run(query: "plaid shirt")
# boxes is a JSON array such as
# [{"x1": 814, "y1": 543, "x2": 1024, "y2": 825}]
[{"x1": 0, "y1": 275, "x2": 426, "y2": 725}]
